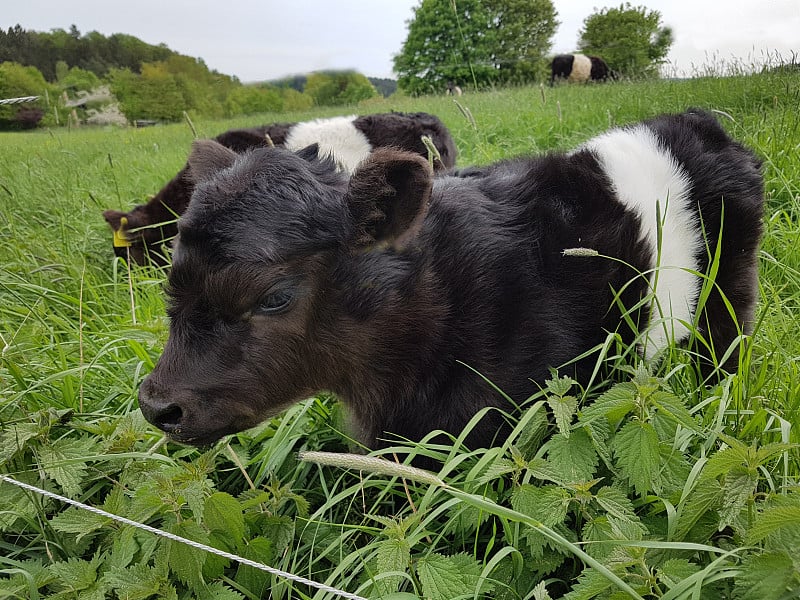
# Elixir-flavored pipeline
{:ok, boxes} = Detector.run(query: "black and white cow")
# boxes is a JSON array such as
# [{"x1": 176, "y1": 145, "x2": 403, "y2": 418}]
[
  {"x1": 550, "y1": 53, "x2": 610, "y2": 85},
  {"x1": 103, "y1": 111, "x2": 457, "y2": 266},
  {"x1": 138, "y1": 109, "x2": 763, "y2": 454}
]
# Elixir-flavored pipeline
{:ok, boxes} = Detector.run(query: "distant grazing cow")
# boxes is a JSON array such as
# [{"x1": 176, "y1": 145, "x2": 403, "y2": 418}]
[
  {"x1": 550, "y1": 53, "x2": 609, "y2": 86},
  {"x1": 102, "y1": 111, "x2": 457, "y2": 266},
  {"x1": 138, "y1": 109, "x2": 763, "y2": 456}
]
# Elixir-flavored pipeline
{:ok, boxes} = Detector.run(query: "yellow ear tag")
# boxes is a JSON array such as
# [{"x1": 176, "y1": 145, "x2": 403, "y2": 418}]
[{"x1": 113, "y1": 216, "x2": 133, "y2": 248}]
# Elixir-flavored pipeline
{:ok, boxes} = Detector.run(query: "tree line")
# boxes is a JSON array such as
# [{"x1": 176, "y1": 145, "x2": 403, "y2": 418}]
[
  {"x1": 1, "y1": 2, "x2": 673, "y2": 128},
  {"x1": 0, "y1": 25, "x2": 382, "y2": 130}
]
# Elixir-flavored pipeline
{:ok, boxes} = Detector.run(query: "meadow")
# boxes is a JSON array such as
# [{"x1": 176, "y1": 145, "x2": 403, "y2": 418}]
[{"x1": 1, "y1": 68, "x2": 799, "y2": 599}]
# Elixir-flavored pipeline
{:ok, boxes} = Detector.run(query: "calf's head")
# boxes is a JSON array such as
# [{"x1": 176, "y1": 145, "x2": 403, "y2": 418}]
[
  {"x1": 104, "y1": 129, "x2": 276, "y2": 266},
  {"x1": 138, "y1": 140, "x2": 433, "y2": 445}
]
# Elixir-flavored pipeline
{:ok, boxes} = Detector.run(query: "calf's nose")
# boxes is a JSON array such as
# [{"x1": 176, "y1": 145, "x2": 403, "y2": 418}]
[{"x1": 138, "y1": 378, "x2": 185, "y2": 434}]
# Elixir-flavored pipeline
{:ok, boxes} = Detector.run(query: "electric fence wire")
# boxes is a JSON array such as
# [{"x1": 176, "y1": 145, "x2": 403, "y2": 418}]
[{"x1": 0, "y1": 474, "x2": 368, "y2": 600}]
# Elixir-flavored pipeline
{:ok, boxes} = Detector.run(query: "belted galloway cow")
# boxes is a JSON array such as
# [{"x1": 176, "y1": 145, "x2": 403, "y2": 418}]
[
  {"x1": 138, "y1": 109, "x2": 763, "y2": 454},
  {"x1": 103, "y1": 111, "x2": 457, "y2": 266},
  {"x1": 550, "y1": 53, "x2": 610, "y2": 85}
]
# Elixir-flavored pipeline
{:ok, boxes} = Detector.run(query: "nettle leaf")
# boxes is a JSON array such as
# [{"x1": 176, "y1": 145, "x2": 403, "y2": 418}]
[
  {"x1": 37, "y1": 437, "x2": 96, "y2": 497},
  {"x1": 0, "y1": 422, "x2": 41, "y2": 463},
  {"x1": 235, "y1": 536, "x2": 273, "y2": 598},
  {"x1": 532, "y1": 580, "x2": 554, "y2": 600},
  {"x1": 0, "y1": 477, "x2": 37, "y2": 531},
  {"x1": 102, "y1": 562, "x2": 167, "y2": 600},
  {"x1": 416, "y1": 552, "x2": 491, "y2": 600},
  {"x1": 525, "y1": 457, "x2": 568, "y2": 485},
  {"x1": 650, "y1": 391, "x2": 700, "y2": 432},
  {"x1": 204, "y1": 581, "x2": 246, "y2": 599},
  {"x1": 416, "y1": 553, "x2": 464, "y2": 600},
  {"x1": 74, "y1": 584, "x2": 106, "y2": 600},
  {"x1": 673, "y1": 478, "x2": 723, "y2": 542},
  {"x1": 656, "y1": 558, "x2": 700, "y2": 588},
  {"x1": 47, "y1": 556, "x2": 101, "y2": 592},
  {"x1": 579, "y1": 382, "x2": 638, "y2": 426},
  {"x1": 166, "y1": 520, "x2": 208, "y2": 591},
  {"x1": 106, "y1": 526, "x2": 139, "y2": 570},
  {"x1": 562, "y1": 566, "x2": 616, "y2": 600},
  {"x1": 480, "y1": 457, "x2": 517, "y2": 482},
  {"x1": 129, "y1": 483, "x2": 169, "y2": 524},
  {"x1": 256, "y1": 515, "x2": 294, "y2": 556},
  {"x1": 513, "y1": 485, "x2": 572, "y2": 559},
  {"x1": 448, "y1": 499, "x2": 490, "y2": 536},
  {"x1": 594, "y1": 487, "x2": 639, "y2": 524},
  {"x1": 451, "y1": 552, "x2": 494, "y2": 595},
  {"x1": 719, "y1": 466, "x2": 759, "y2": 531},
  {"x1": 544, "y1": 428, "x2": 598, "y2": 482},
  {"x1": 512, "y1": 484, "x2": 570, "y2": 528},
  {"x1": 734, "y1": 551, "x2": 799, "y2": 600},
  {"x1": 367, "y1": 513, "x2": 419, "y2": 540},
  {"x1": 375, "y1": 538, "x2": 411, "y2": 595},
  {"x1": 204, "y1": 492, "x2": 245, "y2": 544},
  {"x1": 702, "y1": 443, "x2": 751, "y2": 480},
  {"x1": 182, "y1": 479, "x2": 210, "y2": 521},
  {"x1": 657, "y1": 445, "x2": 692, "y2": 497},
  {"x1": 583, "y1": 419, "x2": 615, "y2": 473},
  {"x1": 204, "y1": 531, "x2": 232, "y2": 580},
  {"x1": 612, "y1": 421, "x2": 660, "y2": 496},
  {"x1": 0, "y1": 580, "x2": 26, "y2": 599},
  {"x1": 50, "y1": 506, "x2": 111, "y2": 542},
  {"x1": 607, "y1": 515, "x2": 645, "y2": 541},
  {"x1": 581, "y1": 516, "x2": 616, "y2": 560},
  {"x1": 0, "y1": 558, "x2": 53, "y2": 590},
  {"x1": 747, "y1": 497, "x2": 800, "y2": 545},
  {"x1": 545, "y1": 374, "x2": 577, "y2": 397},
  {"x1": 547, "y1": 394, "x2": 578, "y2": 437},
  {"x1": 238, "y1": 489, "x2": 273, "y2": 510}
]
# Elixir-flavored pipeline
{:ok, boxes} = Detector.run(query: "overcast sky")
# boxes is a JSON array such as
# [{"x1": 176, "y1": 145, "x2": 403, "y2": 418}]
[{"x1": 4, "y1": 0, "x2": 798, "y2": 81}]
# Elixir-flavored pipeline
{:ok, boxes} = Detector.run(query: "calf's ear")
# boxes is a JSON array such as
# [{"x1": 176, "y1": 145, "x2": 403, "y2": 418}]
[
  {"x1": 296, "y1": 143, "x2": 320, "y2": 163},
  {"x1": 187, "y1": 139, "x2": 238, "y2": 184},
  {"x1": 102, "y1": 209, "x2": 127, "y2": 231},
  {"x1": 346, "y1": 148, "x2": 433, "y2": 247}
]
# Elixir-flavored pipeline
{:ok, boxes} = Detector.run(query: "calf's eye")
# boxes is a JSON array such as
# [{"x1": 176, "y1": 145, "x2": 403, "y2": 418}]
[{"x1": 256, "y1": 289, "x2": 295, "y2": 315}]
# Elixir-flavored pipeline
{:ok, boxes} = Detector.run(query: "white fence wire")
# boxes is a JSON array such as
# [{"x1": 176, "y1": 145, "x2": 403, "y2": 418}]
[{"x1": 0, "y1": 474, "x2": 368, "y2": 600}]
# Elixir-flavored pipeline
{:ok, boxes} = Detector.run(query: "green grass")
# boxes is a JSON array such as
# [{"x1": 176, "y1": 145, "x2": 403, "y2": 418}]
[{"x1": 1, "y1": 70, "x2": 799, "y2": 599}]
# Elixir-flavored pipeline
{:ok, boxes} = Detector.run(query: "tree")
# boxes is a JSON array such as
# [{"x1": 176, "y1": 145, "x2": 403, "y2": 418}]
[
  {"x1": 304, "y1": 71, "x2": 378, "y2": 106},
  {"x1": 58, "y1": 65, "x2": 100, "y2": 93},
  {"x1": 224, "y1": 85, "x2": 283, "y2": 117},
  {"x1": 109, "y1": 63, "x2": 186, "y2": 122},
  {"x1": 493, "y1": 0, "x2": 559, "y2": 84},
  {"x1": 393, "y1": 0, "x2": 558, "y2": 94},
  {"x1": 578, "y1": 3, "x2": 673, "y2": 78},
  {"x1": 0, "y1": 62, "x2": 56, "y2": 129},
  {"x1": 394, "y1": 0, "x2": 497, "y2": 95}
]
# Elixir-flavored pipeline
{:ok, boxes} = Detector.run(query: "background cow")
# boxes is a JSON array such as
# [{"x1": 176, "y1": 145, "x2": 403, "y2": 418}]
[
  {"x1": 550, "y1": 53, "x2": 610, "y2": 85},
  {"x1": 103, "y1": 111, "x2": 457, "y2": 266},
  {"x1": 138, "y1": 109, "x2": 763, "y2": 457}
]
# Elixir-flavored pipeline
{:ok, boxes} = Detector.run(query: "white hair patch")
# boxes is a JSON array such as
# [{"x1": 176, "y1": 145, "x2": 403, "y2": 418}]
[
  {"x1": 583, "y1": 125, "x2": 701, "y2": 357},
  {"x1": 569, "y1": 54, "x2": 592, "y2": 82},
  {"x1": 284, "y1": 115, "x2": 372, "y2": 173}
]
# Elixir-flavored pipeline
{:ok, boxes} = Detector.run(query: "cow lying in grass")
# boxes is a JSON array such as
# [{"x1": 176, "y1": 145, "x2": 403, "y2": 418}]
[
  {"x1": 138, "y1": 109, "x2": 763, "y2": 454},
  {"x1": 103, "y1": 111, "x2": 457, "y2": 266}
]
